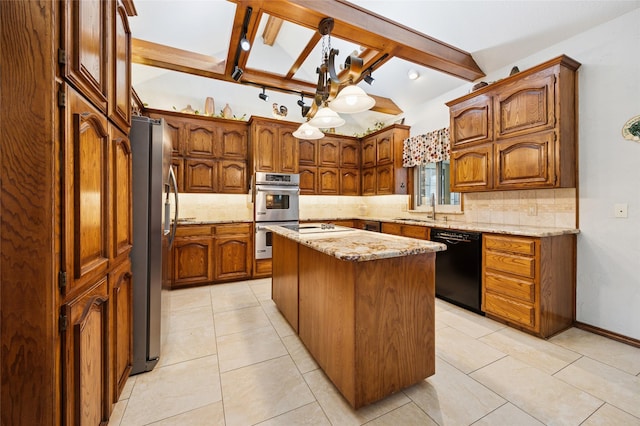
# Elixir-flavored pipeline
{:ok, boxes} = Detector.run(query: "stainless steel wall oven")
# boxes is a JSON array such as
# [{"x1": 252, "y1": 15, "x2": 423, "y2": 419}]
[{"x1": 254, "y1": 172, "x2": 299, "y2": 259}]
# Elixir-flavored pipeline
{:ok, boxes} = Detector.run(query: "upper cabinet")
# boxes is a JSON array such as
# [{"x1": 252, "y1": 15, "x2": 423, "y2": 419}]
[
  {"x1": 250, "y1": 117, "x2": 299, "y2": 174},
  {"x1": 447, "y1": 55, "x2": 580, "y2": 192},
  {"x1": 360, "y1": 124, "x2": 410, "y2": 195},
  {"x1": 148, "y1": 110, "x2": 249, "y2": 194},
  {"x1": 62, "y1": 0, "x2": 132, "y2": 132}
]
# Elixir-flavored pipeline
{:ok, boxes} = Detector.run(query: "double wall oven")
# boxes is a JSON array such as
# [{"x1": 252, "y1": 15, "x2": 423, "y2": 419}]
[{"x1": 254, "y1": 172, "x2": 300, "y2": 260}]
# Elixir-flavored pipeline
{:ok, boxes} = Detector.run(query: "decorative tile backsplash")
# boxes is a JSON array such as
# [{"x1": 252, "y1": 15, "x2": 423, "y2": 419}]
[{"x1": 177, "y1": 188, "x2": 577, "y2": 229}]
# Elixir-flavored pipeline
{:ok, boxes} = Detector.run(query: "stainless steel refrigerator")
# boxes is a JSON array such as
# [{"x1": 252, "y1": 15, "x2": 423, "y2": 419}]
[{"x1": 129, "y1": 115, "x2": 178, "y2": 374}]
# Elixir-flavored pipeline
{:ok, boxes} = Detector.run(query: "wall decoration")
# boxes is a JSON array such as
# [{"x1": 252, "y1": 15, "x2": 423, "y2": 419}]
[{"x1": 622, "y1": 115, "x2": 640, "y2": 142}]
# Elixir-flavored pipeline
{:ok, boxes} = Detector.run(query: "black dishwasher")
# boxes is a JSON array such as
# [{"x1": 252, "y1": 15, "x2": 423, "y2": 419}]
[{"x1": 430, "y1": 228, "x2": 484, "y2": 315}]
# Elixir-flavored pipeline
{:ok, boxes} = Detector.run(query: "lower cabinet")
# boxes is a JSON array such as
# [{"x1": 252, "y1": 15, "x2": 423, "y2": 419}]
[
  {"x1": 381, "y1": 222, "x2": 429, "y2": 240},
  {"x1": 171, "y1": 223, "x2": 252, "y2": 288},
  {"x1": 482, "y1": 233, "x2": 575, "y2": 338},
  {"x1": 109, "y1": 259, "x2": 133, "y2": 405},
  {"x1": 61, "y1": 277, "x2": 110, "y2": 426}
]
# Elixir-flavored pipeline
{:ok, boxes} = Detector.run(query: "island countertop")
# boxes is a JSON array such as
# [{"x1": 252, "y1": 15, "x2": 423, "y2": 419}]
[{"x1": 266, "y1": 224, "x2": 446, "y2": 262}]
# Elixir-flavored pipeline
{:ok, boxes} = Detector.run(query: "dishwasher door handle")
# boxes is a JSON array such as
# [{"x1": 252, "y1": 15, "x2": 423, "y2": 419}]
[{"x1": 434, "y1": 237, "x2": 472, "y2": 244}]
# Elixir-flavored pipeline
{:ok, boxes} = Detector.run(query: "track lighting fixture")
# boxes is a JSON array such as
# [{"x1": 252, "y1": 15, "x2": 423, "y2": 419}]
[
  {"x1": 231, "y1": 66, "x2": 243, "y2": 81},
  {"x1": 240, "y1": 36, "x2": 251, "y2": 52},
  {"x1": 364, "y1": 71, "x2": 374, "y2": 85},
  {"x1": 297, "y1": 94, "x2": 305, "y2": 108},
  {"x1": 258, "y1": 87, "x2": 268, "y2": 102}
]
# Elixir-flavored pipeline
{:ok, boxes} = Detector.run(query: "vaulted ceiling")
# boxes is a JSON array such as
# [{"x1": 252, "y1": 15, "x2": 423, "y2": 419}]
[{"x1": 129, "y1": 0, "x2": 638, "y2": 133}]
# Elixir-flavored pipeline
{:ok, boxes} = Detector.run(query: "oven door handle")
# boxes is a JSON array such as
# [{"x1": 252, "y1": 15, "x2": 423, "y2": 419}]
[{"x1": 256, "y1": 186, "x2": 300, "y2": 194}]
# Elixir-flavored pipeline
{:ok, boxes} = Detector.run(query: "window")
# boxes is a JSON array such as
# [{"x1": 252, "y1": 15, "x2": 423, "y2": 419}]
[{"x1": 414, "y1": 161, "x2": 461, "y2": 210}]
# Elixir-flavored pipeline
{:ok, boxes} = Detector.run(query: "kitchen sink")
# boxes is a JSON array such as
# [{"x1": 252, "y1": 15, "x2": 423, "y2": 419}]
[{"x1": 282, "y1": 223, "x2": 356, "y2": 234}]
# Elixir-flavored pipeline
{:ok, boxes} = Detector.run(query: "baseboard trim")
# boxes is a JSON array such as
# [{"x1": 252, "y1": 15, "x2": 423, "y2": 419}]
[{"x1": 574, "y1": 321, "x2": 640, "y2": 349}]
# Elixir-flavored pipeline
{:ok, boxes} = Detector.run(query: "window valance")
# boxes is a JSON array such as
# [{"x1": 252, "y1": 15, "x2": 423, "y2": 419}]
[{"x1": 402, "y1": 127, "x2": 450, "y2": 167}]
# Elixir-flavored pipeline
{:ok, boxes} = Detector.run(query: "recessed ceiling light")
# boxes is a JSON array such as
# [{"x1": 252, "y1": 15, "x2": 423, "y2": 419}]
[{"x1": 407, "y1": 69, "x2": 420, "y2": 80}]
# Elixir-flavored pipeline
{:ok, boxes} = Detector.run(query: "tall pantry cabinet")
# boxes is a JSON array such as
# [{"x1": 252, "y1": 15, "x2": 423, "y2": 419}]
[{"x1": 1, "y1": 0, "x2": 134, "y2": 424}]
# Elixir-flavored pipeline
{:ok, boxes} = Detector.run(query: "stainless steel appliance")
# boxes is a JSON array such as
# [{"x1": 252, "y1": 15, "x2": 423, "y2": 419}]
[
  {"x1": 130, "y1": 116, "x2": 179, "y2": 375},
  {"x1": 430, "y1": 228, "x2": 483, "y2": 315},
  {"x1": 254, "y1": 172, "x2": 299, "y2": 259}
]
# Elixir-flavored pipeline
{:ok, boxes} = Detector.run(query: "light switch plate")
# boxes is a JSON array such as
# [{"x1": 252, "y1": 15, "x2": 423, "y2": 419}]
[{"x1": 614, "y1": 203, "x2": 628, "y2": 218}]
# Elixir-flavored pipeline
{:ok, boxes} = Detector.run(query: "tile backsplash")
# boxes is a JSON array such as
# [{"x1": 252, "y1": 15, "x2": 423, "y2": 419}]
[{"x1": 178, "y1": 188, "x2": 577, "y2": 229}]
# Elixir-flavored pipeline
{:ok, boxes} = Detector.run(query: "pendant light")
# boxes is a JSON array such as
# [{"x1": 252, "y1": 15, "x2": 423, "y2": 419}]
[
  {"x1": 308, "y1": 105, "x2": 345, "y2": 129},
  {"x1": 293, "y1": 122, "x2": 324, "y2": 140},
  {"x1": 330, "y1": 85, "x2": 375, "y2": 113}
]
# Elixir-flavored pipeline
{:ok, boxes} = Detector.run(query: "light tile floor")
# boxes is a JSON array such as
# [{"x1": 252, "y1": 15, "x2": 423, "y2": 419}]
[{"x1": 109, "y1": 278, "x2": 640, "y2": 426}]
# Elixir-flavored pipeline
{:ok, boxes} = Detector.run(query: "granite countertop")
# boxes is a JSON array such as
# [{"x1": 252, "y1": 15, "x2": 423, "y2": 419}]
[
  {"x1": 303, "y1": 216, "x2": 580, "y2": 238},
  {"x1": 266, "y1": 224, "x2": 446, "y2": 262}
]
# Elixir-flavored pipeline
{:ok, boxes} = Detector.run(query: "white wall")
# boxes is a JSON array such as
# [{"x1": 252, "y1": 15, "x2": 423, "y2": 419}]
[{"x1": 403, "y1": 8, "x2": 640, "y2": 340}]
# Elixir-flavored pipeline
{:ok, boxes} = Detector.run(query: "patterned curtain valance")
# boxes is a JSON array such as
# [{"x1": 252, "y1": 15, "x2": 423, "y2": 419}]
[{"x1": 402, "y1": 127, "x2": 451, "y2": 167}]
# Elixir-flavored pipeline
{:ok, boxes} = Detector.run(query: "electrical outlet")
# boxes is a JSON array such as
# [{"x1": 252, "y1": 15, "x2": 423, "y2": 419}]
[
  {"x1": 528, "y1": 205, "x2": 537, "y2": 216},
  {"x1": 614, "y1": 203, "x2": 628, "y2": 218}
]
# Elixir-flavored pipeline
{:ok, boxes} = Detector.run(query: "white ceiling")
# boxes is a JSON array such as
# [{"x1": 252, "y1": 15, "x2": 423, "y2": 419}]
[{"x1": 129, "y1": 0, "x2": 639, "y2": 135}]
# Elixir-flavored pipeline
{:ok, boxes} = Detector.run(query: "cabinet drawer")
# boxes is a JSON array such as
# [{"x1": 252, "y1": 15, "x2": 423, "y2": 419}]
[
  {"x1": 485, "y1": 251, "x2": 535, "y2": 278},
  {"x1": 213, "y1": 223, "x2": 251, "y2": 235},
  {"x1": 175, "y1": 225, "x2": 212, "y2": 237},
  {"x1": 484, "y1": 293, "x2": 535, "y2": 328},
  {"x1": 484, "y1": 235, "x2": 535, "y2": 255},
  {"x1": 485, "y1": 271, "x2": 535, "y2": 302},
  {"x1": 381, "y1": 223, "x2": 428, "y2": 240}
]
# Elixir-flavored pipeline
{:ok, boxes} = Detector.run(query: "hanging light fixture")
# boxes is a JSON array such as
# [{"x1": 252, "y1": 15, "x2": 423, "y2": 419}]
[
  {"x1": 293, "y1": 122, "x2": 324, "y2": 140},
  {"x1": 330, "y1": 84, "x2": 375, "y2": 113},
  {"x1": 308, "y1": 105, "x2": 345, "y2": 128},
  {"x1": 306, "y1": 18, "x2": 375, "y2": 123}
]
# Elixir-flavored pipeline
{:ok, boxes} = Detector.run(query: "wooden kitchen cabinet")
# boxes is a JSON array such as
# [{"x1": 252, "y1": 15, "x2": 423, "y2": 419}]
[
  {"x1": 482, "y1": 233, "x2": 575, "y2": 338},
  {"x1": 319, "y1": 167, "x2": 339, "y2": 194},
  {"x1": 319, "y1": 138, "x2": 340, "y2": 167},
  {"x1": 109, "y1": 2, "x2": 132, "y2": 132},
  {"x1": 213, "y1": 223, "x2": 253, "y2": 281},
  {"x1": 250, "y1": 117, "x2": 299, "y2": 173},
  {"x1": 340, "y1": 139, "x2": 360, "y2": 168},
  {"x1": 148, "y1": 110, "x2": 249, "y2": 193},
  {"x1": 299, "y1": 138, "x2": 318, "y2": 165},
  {"x1": 340, "y1": 169, "x2": 360, "y2": 195},
  {"x1": 381, "y1": 222, "x2": 429, "y2": 240},
  {"x1": 447, "y1": 55, "x2": 579, "y2": 192},
  {"x1": 299, "y1": 166, "x2": 318, "y2": 194},
  {"x1": 109, "y1": 258, "x2": 133, "y2": 405},
  {"x1": 172, "y1": 223, "x2": 253, "y2": 287},
  {"x1": 360, "y1": 125, "x2": 410, "y2": 195}
]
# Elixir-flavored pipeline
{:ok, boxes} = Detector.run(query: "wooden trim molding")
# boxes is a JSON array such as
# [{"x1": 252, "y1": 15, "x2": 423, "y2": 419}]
[{"x1": 574, "y1": 321, "x2": 640, "y2": 349}]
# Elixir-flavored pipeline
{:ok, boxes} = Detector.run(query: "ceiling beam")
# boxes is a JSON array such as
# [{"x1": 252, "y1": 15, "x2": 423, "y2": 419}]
[
  {"x1": 262, "y1": 15, "x2": 283, "y2": 46},
  {"x1": 132, "y1": 38, "x2": 226, "y2": 77},
  {"x1": 232, "y1": 0, "x2": 484, "y2": 82}
]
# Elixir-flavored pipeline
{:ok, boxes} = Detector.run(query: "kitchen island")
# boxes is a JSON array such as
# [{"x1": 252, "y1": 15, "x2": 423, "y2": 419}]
[{"x1": 268, "y1": 224, "x2": 446, "y2": 409}]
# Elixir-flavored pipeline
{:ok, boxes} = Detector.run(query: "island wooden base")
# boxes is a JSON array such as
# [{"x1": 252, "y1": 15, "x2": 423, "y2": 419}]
[{"x1": 272, "y1": 234, "x2": 436, "y2": 409}]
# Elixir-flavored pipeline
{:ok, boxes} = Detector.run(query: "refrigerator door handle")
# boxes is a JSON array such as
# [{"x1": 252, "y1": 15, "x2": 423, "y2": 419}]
[{"x1": 168, "y1": 167, "x2": 179, "y2": 248}]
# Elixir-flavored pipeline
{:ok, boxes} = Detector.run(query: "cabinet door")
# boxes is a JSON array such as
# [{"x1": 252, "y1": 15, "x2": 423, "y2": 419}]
[
  {"x1": 361, "y1": 167, "x2": 376, "y2": 195},
  {"x1": 376, "y1": 164, "x2": 394, "y2": 194},
  {"x1": 63, "y1": 0, "x2": 109, "y2": 112},
  {"x1": 450, "y1": 144, "x2": 493, "y2": 192},
  {"x1": 299, "y1": 139, "x2": 318, "y2": 166},
  {"x1": 109, "y1": 259, "x2": 132, "y2": 403},
  {"x1": 63, "y1": 87, "x2": 110, "y2": 297},
  {"x1": 319, "y1": 168, "x2": 339, "y2": 195},
  {"x1": 299, "y1": 166, "x2": 318, "y2": 195},
  {"x1": 185, "y1": 123, "x2": 218, "y2": 158},
  {"x1": 109, "y1": 2, "x2": 131, "y2": 131},
  {"x1": 171, "y1": 157, "x2": 184, "y2": 192},
  {"x1": 361, "y1": 139, "x2": 376, "y2": 167},
  {"x1": 173, "y1": 237, "x2": 213, "y2": 287},
  {"x1": 214, "y1": 225, "x2": 252, "y2": 281},
  {"x1": 340, "y1": 169, "x2": 360, "y2": 195},
  {"x1": 279, "y1": 127, "x2": 299, "y2": 173},
  {"x1": 495, "y1": 71, "x2": 555, "y2": 139},
  {"x1": 220, "y1": 123, "x2": 248, "y2": 159},
  {"x1": 219, "y1": 160, "x2": 247, "y2": 193},
  {"x1": 494, "y1": 131, "x2": 555, "y2": 189},
  {"x1": 149, "y1": 113, "x2": 183, "y2": 156},
  {"x1": 319, "y1": 138, "x2": 340, "y2": 167},
  {"x1": 376, "y1": 131, "x2": 393, "y2": 164},
  {"x1": 184, "y1": 159, "x2": 218, "y2": 192},
  {"x1": 254, "y1": 124, "x2": 277, "y2": 172},
  {"x1": 340, "y1": 140, "x2": 360, "y2": 168},
  {"x1": 110, "y1": 125, "x2": 133, "y2": 261},
  {"x1": 450, "y1": 95, "x2": 493, "y2": 147},
  {"x1": 62, "y1": 278, "x2": 110, "y2": 426}
]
